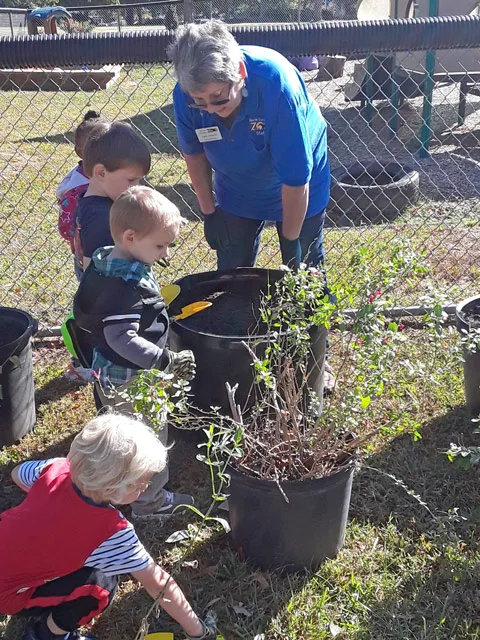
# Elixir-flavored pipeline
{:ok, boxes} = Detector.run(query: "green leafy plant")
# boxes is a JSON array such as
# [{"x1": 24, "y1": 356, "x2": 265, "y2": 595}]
[
  {"x1": 445, "y1": 443, "x2": 480, "y2": 470},
  {"x1": 120, "y1": 370, "x2": 232, "y2": 530},
  {"x1": 193, "y1": 239, "x2": 464, "y2": 489},
  {"x1": 193, "y1": 261, "x2": 419, "y2": 485},
  {"x1": 117, "y1": 368, "x2": 190, "y2": 433}
]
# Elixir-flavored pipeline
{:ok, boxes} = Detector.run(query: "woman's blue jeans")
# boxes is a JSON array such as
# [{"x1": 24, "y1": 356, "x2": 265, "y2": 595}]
[{"x1": 209, "y1": 210, "x2": 326, "y2": 271}]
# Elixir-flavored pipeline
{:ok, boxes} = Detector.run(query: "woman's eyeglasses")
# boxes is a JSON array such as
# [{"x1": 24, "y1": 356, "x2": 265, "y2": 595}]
[{"x1": 188, "y1": 83, "x2": 232, "y2": 110}]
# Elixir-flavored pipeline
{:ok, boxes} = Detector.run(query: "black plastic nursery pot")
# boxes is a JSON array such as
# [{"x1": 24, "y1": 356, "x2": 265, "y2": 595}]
[
  {"x1": 456, "y1": 295, "x2": 480, "y2": 415},
  {"x1": 0, "y1": 307, "x2": 38, "y2": 446},
  {"x1": 227, "y1": 455, "x2": 356, "y2": 571},
  {"x1": 168, "y1": 268, "x2": 327, "y2": 412}
]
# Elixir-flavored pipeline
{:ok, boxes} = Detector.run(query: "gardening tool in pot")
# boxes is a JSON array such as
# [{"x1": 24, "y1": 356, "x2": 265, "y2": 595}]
[
  {"x1": 170, "y1": 301, "x2": 212, "y2": 322},
  {"x1": 161, "y1": 283, "x2": 181, "y2": 307}
]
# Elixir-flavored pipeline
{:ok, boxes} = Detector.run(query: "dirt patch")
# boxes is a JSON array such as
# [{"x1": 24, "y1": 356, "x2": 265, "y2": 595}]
[
  {"x1": 170, "y1": 275, "x2": 277, "y2": 336},
  {"x1": 426, "y1": 227, "x2": 480, "y2": 290},
  {"x1": 174, "y1": 289, "x2": 263, "y2": 336}
]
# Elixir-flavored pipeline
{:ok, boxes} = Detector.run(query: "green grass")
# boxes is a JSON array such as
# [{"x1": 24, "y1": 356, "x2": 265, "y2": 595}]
[{"x1": 1, "y1": 327, "x2": 480, "y2": 639}]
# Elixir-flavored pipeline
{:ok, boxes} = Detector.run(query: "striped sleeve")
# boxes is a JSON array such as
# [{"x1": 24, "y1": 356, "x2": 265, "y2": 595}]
[
  {"x1": 84, "y1": 522, "x2": 153, "y2": 576},
  {"x1": 17, "y1": 459, "x2": 57, "y2": 488}
]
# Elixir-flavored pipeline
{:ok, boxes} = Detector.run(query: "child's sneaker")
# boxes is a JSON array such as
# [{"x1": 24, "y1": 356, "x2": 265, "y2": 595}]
[
  {"x1": 23, "y1": 624, "x2": 95, "y2": 640},
  {"x1": 23, "y1": 627, "x2": 40, "y2": 640},
  {"x1": 64, "y1": 361, "x2": 95, "y2": 383},
  {"x1": 131, "y1": 491, "x2": 194, "y2": 523}
]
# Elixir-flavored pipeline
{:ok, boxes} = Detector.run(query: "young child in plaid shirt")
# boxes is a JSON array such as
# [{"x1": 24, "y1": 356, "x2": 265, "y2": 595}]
[{"x1": 73, "y1": 185, "x2": 196, "y2": 521}]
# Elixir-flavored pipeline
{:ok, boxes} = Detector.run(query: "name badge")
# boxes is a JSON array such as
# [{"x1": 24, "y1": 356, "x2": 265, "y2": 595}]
[{"x1": 195, "y1": 126, "x2": 222, "y2": 143}]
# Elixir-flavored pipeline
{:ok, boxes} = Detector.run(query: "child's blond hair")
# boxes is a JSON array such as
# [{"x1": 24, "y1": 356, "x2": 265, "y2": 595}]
[
  {"x1": 68, "y1": 412, "x2": 167, "y2": 504},
  {"x1": 110, "y1": 185, "x2": 184, "y2": 242}
]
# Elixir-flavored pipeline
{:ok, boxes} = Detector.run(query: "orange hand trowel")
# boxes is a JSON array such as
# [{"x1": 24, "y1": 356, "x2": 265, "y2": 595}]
[{"x1": 170, "y1": 301, "x2": 212, "y2": 322}]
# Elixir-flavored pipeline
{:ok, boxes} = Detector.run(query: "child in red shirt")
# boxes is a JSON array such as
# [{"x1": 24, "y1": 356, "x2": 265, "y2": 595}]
[
  {"x1": 56, "y1": 110, "x2": 100, "y2": 280},
  {"x1": 0, "y1": 413, "x2": 215, "y2": 640}
]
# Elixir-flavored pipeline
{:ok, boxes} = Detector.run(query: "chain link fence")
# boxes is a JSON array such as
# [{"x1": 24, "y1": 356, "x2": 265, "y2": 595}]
[
  {"x1": 17, "y1": 0, "x2": 356, "y2": 36},
  {"x1": 67, "y1": 2, "x2": 181, "y2": 34},
  {"x1": 0, "y1": 16, "x2": 479, "y2": 329},
  {"x1": 0, "y1": 8, "x2": 28, "y2": 37}
]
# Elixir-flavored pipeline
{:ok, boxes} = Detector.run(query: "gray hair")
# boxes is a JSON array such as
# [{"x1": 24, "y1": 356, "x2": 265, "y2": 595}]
[{"x1": 168, "y1": 20, "x2": 243, "y2": 94}]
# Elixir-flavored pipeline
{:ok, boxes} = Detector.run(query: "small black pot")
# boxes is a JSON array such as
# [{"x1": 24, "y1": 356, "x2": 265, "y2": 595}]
[
  {"x1": 456, "y1": 295, "x2": 480, "y2": 415},
  {"x1": 227, "y1": 455, "x2": 356, "y2": 572}
]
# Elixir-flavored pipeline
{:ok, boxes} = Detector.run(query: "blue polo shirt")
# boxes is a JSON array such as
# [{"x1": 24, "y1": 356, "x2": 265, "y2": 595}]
[{"x1": 173, "y1": 45, "x2": 330, "y2": 221}]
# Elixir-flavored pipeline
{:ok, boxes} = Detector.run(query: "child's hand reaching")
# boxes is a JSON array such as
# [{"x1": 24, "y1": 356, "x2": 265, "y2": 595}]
[
  {"x1": 165, "y1": 349, "x2": 196, "y2": 380},
  {"x1": 186, "y1": 610, "x2": 218, "y2": 639}
]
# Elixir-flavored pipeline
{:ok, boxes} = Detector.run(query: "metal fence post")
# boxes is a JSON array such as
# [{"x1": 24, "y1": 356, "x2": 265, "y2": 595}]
[
  {"x1": 419, "y1": 0, "x2": 439, "y2": 158},
  {"x1": 314, "y1": 0, "x2": 323, "y2": 20},
  {"x1": 389, "y1": 0, "x2": 400, "y2": 136},
  {"x1": 184, "y1": 0, "x2": 193, "y2": 23},
  {"x1": 8, "y1": 10, "x2": 14, "y2": 37},
  {"x1": 364, "y1": 54, "x2": 375, "y2": 126},
  {"x1": 117, "y1": 6, "x2": 122, "y2": 32}
]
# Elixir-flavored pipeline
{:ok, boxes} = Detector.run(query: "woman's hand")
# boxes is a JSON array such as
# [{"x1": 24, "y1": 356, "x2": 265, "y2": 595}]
[
  {"x1": 202, "y1": 206, "x2": 230, "y2": 251},
  {"x1": 280, "y1": 236, "x2": 301, "y2": 270}
]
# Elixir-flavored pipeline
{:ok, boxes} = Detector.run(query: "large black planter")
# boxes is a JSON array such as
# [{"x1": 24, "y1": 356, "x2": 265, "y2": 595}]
[
  {"x1": 169, "y1": 268, "x2": 326, "y2": 412},
  {"x1": 0, "y1": 307, "x2": 38, "y2": 445},
  {"x1": 456, "y1": 295, "x2": 480, "y2": 415},
  {"x1": 227, "y1": 456, "x2": 356, "y2": 571}
]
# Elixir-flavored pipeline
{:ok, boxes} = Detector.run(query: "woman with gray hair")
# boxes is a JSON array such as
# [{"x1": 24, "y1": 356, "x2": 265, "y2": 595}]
[{"x1": 169, "y1": 20, "x2": 330, "y2": 271}]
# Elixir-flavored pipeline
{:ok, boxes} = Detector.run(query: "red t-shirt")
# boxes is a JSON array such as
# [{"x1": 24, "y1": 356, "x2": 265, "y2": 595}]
[{"x1": 0, "y1": 459, "x2": 128, "y2": 614}]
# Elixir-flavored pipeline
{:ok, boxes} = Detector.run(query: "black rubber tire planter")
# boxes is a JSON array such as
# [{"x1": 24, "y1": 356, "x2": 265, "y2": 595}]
[{"x1": 328, "y1": 161, "x2": 420, "y2": 225}]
